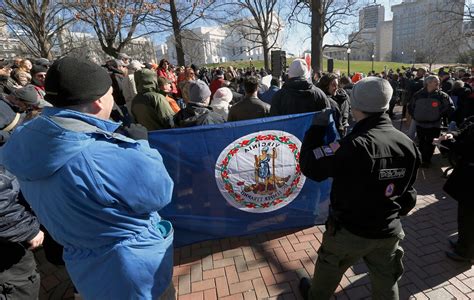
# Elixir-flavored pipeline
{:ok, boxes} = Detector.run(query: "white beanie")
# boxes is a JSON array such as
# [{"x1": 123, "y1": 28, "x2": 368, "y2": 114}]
[
  {"x1": 288, "y1": 59, "x2": 309, "y2": 79},
  {"x1": 212, "y1": 87, "x2": 233, "y2": 104},
  {"x1": 350, "y1": 77, "x2": 393, "y2": 113}
]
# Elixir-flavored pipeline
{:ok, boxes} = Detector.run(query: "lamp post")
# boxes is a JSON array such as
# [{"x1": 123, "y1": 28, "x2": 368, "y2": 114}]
[
  {"x1": 371, "y1": 54, "x2": 375, "y2": 73},
  {"x1": 347, "y1": 48, "x2": 351, "y2": 75},
  {"x1": 413, "y1": 49, "x2": 416, "y2": 67}
]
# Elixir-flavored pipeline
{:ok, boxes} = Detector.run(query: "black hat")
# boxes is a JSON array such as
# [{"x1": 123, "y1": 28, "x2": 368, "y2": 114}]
[
  {"x1": 45, "y1": 57, "x2": 112, "y2": 107},
  {"x1": 0, "y1": 100, "x2": 20, "y2": 131},
  {"x1": 438, "y1": 69, "x2": 448, "y2": 76},
  {"x1": 0, "y1": 59, "x2": 12, "y2": 69},
  {"x1": 31, "y1": 64, "x2": 48, "y2": 75},
  {"x1": 34, "y1": 58, "x2": 50, "y2": 67},
  {"x1": 215, "y1": 70, "x2": 224, "y2": 77}
]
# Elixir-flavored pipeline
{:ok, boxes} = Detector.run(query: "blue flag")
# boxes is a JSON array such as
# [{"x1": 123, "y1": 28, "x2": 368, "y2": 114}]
[{"x1": 148, "y1": 112, "x2": 338, "y2": 247}]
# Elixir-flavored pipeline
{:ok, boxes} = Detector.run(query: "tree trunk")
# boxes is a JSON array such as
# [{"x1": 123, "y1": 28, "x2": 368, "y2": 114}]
[
  {"x1": 39, "y1": 40, "x2": 53, "y2": 60},
  {"x1": 311, "y1": 0, "x2": 324, "y2": 72},
  {"x1": 262, "y1": 37, "x2": 270, "y2": 71},
  {"x1": 102, "y1": 44, "x2": 119, "y2": 58},
  {"x1": 170, "y1": 0, "x2": 185, "y2": 66}
]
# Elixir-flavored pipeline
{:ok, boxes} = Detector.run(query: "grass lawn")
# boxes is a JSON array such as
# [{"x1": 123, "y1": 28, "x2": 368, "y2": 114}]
[{"x1": 205, "y1": 58, "x2": 413, "y2": 75}]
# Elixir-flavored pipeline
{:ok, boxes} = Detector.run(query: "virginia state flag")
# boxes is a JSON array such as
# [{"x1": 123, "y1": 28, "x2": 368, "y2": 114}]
[{"x1": 148, "y1": 112, "x2": 338, "y2": 246}]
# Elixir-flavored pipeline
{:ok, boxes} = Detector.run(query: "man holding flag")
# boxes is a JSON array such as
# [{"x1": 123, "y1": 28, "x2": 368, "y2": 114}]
[{"x1": 299, "y1": 77, "x2": 421, "y2": 300}]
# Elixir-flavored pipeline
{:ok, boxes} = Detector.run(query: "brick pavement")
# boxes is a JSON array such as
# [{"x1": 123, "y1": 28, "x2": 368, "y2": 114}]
[{"x1": 35, "y1": 121, "x2": 474, "y2": 300}]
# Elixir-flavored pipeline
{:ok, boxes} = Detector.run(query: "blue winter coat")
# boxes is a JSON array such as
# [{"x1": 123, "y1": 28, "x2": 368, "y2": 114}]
[{"x1": 0, "y1": 107, "x2": 174, "y2": 299}]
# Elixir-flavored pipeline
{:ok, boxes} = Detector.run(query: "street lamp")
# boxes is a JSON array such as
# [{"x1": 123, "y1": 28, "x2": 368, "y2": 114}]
[
  {"x1": 347, "y1": 48, "x2": 351, "y2": 75},
  {"x1": 413, "y1": 49, "x2": 416, "y2": 67},
  {"x1": 401, "y1": 51, "x2": 404, "y2": 63},
  {"x1": 371, "y1": 54, "x2": 375, "y2": 73}
]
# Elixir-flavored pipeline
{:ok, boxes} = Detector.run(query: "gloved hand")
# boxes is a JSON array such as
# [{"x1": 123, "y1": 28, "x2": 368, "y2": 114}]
[
  {"x1": 312, "y1": 109, "x2": 333, "y2": 126},
  {"x1": 122, "y1": 123, "x2": 148, "y2": 141}
]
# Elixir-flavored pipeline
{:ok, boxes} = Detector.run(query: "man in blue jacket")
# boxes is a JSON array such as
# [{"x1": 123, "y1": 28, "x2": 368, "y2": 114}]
[{"x1": 0, "y1": 57, "x2": 175, "y2": 300}]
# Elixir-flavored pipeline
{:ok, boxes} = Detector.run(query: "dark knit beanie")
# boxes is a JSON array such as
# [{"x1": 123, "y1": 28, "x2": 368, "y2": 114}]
[
  {"x1": 45, "y1": 57, "x2": 112, "y2": 107},
  {"x1": 31, "y1": 64, "x2": 48, "y2": 75}
]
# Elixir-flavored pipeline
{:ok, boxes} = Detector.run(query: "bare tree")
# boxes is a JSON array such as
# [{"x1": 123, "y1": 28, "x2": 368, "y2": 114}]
[
  {"x1": 221, "y1": 0, "x2": 284, "y2": 71},
  {"x1": 0, "y1": 0, "x2": 74, "y2": 59},
  {"x1": 288, "y1": 0, "x2": 360, "y2": 71},
  {"x1": 68, "y1": 0, "x2": 157, "y2": 58},
  {"x1": 149, "y1": 0, "x2": 218, "y2": 66},
  {"x1": 432, "y1": 0, "x2": 473, "y2": 63}
]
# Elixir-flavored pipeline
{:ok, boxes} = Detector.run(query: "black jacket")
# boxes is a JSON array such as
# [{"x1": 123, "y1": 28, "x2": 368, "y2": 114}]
[
  {"x1": 227, "y1": 96, "x2": 270, "y2": 122},
  {"x1": 443, "y1": 117, "x2": 474, "y2": 204},
  {"x1": 441, "y1": 77, "x2": 454, "y2": 94},
  {"x1": 451, "y1": 85, "x2": 474, "y2": 125},
  {"x1": 0, "y1": 166, "x2": 40, "y2": 270},
  {"x1": 110, "y1": 70, "x2": 126, "y2": 106},
  {"x1": 409, "y1": 88, "x2": 455, "y2": 128},
  {"x1": 173, "y1": 103, "x2": 225, "y2": 127},
  {"x1": 408, "y1": 76, "x2": 424, "y2": 104},
  {"x1": 270, "y1": 78, "x2": 330, "y2": 116},
  {"x1": 330, "y1": 89, "x2": 350, "y2": 128},
  {"x1": 300, "y1": 113, "x2": 421, "y2": 238}
]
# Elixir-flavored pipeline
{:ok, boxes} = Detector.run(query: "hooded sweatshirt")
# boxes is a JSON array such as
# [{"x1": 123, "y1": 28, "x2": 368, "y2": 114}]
[
  {"x1": 0, "y1": 107, "x2": 174, "y2": 299},
  {"x1": 270, "y1": 77, "x2": 330, "y2": 116},
  {"x1": 132, "y1": 69, "x2": 175, "y2": 130}
]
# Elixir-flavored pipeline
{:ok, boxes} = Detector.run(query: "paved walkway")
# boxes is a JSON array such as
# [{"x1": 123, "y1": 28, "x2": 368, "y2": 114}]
[{"x1": 35, "y1": 120, "x2": 474, "y2": 300}]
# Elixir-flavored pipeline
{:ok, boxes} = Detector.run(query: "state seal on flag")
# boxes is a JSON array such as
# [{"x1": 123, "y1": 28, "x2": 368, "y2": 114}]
[{"x1": 215, "y1": 130, "x2": 306, "y2": 213}]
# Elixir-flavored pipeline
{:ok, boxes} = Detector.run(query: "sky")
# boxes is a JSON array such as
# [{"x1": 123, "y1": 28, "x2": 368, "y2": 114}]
[
  {"x1": 150, "y1": 0, "x2": 404, "y2": 55},
  {"x1": 282, "y1": 0, "x2": 403, "y2": 56}
]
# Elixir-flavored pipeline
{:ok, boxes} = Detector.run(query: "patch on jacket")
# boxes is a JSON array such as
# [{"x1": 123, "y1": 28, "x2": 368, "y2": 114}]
[{"x1": 379, "y1": 168, "x2": 406, "y2": 180}]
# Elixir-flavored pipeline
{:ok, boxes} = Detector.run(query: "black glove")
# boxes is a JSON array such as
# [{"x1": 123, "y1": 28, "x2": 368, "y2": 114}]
[
  {"x1": 121, "y1": 123, "x2": 148, "y2": 141},
  {"x1": 312, "y1": 109, "x2": 333, "y2": 126}
]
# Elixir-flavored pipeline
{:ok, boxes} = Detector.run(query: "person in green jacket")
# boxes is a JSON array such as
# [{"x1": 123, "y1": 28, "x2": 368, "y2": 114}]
[{"x1": 132, "y1": 69, "x2": 175, "y2": 130}]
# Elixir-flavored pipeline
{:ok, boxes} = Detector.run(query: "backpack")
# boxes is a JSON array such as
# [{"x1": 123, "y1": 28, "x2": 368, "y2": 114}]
[{"x1": 413, "y1": 97, "x2": 441, "y2": 122}]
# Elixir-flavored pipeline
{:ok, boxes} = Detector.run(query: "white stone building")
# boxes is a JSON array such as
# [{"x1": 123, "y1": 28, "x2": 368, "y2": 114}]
[
  {"x1": 59, "y1": 29, "x2": 157, "y2": 63},
  {"x1": 0, "y1": 18, "x2": 28, "y2": 59},
  {"x1": 163, "y1": 15, "x2": 283, "y2": 66}
]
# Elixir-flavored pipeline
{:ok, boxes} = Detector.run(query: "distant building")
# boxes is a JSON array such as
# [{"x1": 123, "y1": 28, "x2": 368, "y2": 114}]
[
  {"x1": 460, "y1": 20, "x2": 474, "y2": 54},
  {"x1": 166, "y1": 26, "x2": 228, "y2": 66},
  {"x1": 359, "y1": 4, "x2": 385, "y2": 30},
  {"x1": 376, "y1": 21, "x2": 393, "y2": 61},
  {"x1": 391, "y1": 0, "x2": 465, "y2": 63},
  {"x1": 347, "y1": 4, "x2": 389, "y2": 62},
  {"x1": 164, "y1": 14, "x2": 283, "y2": 66},
  {"x1": 323, "y1": 47, "x2": 347, "y2": 61},
  {"x1": 59, "y1": 29, "x2": 157, "y2": 63},
  {"x1": 0, "y1": 17, "x2": 28, "y2": 59}
]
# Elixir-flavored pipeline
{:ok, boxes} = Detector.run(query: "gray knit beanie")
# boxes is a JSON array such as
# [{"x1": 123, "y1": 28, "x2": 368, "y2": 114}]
[
  {"x1": 189, "y1": 80, "x2": 211, "y2": 104},
  {"x1": 350, "y1": 77, "x2": 393, "y2": 113}
]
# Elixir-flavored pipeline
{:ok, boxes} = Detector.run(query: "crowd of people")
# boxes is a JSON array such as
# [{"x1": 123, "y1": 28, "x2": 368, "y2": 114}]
[{"x1": 0, "y1": 53, "x2": 473, "y2": 300}]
